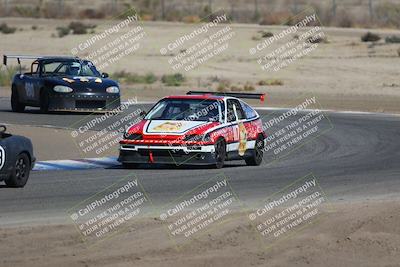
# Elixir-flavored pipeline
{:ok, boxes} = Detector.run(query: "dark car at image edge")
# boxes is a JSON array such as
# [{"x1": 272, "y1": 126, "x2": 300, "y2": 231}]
[{"x1": 0, "y1": 125, "x2": 35, "y2": 188}]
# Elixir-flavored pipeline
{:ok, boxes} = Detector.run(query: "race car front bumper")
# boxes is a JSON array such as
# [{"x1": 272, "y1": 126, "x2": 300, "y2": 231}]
[
  {"x1": 118, "y1": 144, "x2": 217, "y2": 165},
  {"x1": 48, "y1": 93, "x2": 121, "y2": 112}
]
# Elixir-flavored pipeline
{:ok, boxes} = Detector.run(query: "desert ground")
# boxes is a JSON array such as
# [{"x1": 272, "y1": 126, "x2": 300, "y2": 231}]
[
  {"x1": 0, "y1": 17, "x2": 400, "y2": 112},
  {"x1": 1, "y1": 201, "x2": 400, "y2": 267},
  {"x1": 0, "y1": 16, "x2": 399, "y2": 267}
]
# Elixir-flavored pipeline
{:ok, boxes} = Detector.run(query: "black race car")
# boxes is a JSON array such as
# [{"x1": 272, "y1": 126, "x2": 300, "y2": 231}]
[
  {"x1": 3, "y1": 55, "x2": 121, "y2": 113},
  {"x1": 0, "y1": 125, "x2": 35, "y2": 187}
]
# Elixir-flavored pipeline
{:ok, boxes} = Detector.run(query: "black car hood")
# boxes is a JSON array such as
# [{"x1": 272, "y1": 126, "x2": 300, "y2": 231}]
[{"x1": 44, "y1": 75, "x2": 118, "y2": 91}]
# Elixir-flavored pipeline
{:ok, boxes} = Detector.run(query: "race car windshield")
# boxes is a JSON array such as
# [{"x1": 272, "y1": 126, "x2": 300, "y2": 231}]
[
  {"x1": 145, "y1": 99, "x2": 223, "y2": 122},
  {"x1": 42, "y1": 60, "x2": 101, "y2": 77}
]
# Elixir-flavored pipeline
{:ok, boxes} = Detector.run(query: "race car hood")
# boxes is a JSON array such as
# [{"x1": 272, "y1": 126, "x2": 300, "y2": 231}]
[
  {"x1": 44, "y1": 76, "x2": 118, "y2": 91},
  {"x1": 126, "y1": 120, "x2": 220, "y2": 136},
  {"x1": 144, "y1": 120, "x2": 210, "y2": 134}
]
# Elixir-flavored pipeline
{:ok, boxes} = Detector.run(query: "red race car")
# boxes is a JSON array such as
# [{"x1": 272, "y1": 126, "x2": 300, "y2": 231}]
[{"x1": 118, "y1": 91, "x2": 266, "y2": 168}]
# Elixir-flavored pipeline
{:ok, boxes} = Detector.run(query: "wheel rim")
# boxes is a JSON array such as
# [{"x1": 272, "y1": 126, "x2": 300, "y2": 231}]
[{"x1": 15, "y1": 158, "x2": 27, "y2": 181}]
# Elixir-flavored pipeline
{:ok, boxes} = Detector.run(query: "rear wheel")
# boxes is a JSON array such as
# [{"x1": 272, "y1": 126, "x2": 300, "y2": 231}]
[
  {"x1": 213, "y1": 138, "x2": 226, "y2": 169},
  {"x1": 5, "y1": 153, "x2": 31, "y2": 188},
  {"x1": 11, "y1": 86, "x2": 25, "y2": 112},
  {"x1": 245, "y1": 135, "x2": 264, "y2": 166},
  {"x1": 40, "y1": 90, "x2": 49, "y2": 113}
]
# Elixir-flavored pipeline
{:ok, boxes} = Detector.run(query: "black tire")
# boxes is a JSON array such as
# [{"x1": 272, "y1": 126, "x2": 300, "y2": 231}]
[
  {"x1": 122, "y1": 163, "x2": 138, "y2": 169},
  {"x1": 5, "y1": 153, "x2": 31, "y2": 188},
  {"x1": 11, "y1": 86, "x2": 25, "y2": 112},
  {"x1": 245, "y1": 135, "x2": 264, "y2": 166},
  {"x1": 40, "y1": 89, "x2": 49, "y2": 113},
  {"x1": 213, "y1": 138, "x2": 226, "y2": 169}
]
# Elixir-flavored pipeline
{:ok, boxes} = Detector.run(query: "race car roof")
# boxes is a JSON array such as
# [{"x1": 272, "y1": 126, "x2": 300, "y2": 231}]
[{"x1": 165, "y1": 95, "x2": 225, "y2": 100}]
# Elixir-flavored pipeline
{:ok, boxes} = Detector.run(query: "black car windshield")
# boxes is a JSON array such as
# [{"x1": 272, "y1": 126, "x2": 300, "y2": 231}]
[
  {"x1": 145, "y1": 99, "x2": 224, "y2": 122},
  {"x1": 41, "y1": 60, "x2": 101, "y2": 77}
]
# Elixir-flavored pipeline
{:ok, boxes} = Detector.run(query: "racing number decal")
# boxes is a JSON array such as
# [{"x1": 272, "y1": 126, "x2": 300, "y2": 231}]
[
  {"x1": 25, "y1": 82, "x2": 35, "y2": 99},
  {"x1": 238, "y1": 122, "x2": 247, "y2": 156},
  {"x1": 0, "y1": 145, "x2": 5, "y2": 170}
]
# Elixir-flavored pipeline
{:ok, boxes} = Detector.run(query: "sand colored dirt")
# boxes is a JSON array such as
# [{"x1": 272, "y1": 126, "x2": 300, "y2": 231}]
[{"x1": 0, "y1": 200, "x2": 399, "y2": 267}]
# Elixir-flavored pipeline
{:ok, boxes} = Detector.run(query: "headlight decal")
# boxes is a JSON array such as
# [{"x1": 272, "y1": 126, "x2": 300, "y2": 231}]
[
  {"x1": 53, "y1": 85, "x2": 73, "y2": 93},
  {"x1": 106, "y1": 86, "x2": 120, "y2": 94}
]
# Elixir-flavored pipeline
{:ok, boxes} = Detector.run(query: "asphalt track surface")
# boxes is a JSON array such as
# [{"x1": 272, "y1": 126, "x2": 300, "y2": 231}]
[{"x1": 0, "y1": 96, "x2": 399, "y2": 225}]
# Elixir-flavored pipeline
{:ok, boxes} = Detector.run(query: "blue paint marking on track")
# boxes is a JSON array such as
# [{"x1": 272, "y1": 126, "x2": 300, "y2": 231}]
[
  {"x1": 34, "y1": 161, "x2": 82, "y2": 171},
  {"x1": 33, "y1": 157, "x2": 120, "y2": 171}
]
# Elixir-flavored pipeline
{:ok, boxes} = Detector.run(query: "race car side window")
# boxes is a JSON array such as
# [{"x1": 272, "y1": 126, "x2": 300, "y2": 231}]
[
  {"x1": 227, "y1": 100, "x2": 237, "y2": 122},
  {"x1": 42, "y1": 62, "x2": 62, "y2": 75},
  {"x1": 31, "y1": 62, "x2": 39, "y2": 76},
  {"x1": 231, "y1": 99, "x2": 246, "y2": 120},
  {"x1": 240, "y1": 100, "x2": 257, "y2": 119},
  {"x1": 218, "y1": 100, "x2": 224, "y2": 123}
]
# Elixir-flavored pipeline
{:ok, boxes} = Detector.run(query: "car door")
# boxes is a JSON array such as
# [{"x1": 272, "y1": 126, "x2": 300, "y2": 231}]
[
  {"x1": 20, "y1": 62, "x2": 42, "y2": 105},
  {"x1": 239, "y1": 100, "x2": 260, "y2": 143},
  {"x1": 232, "y1": 99, "x2": 248, "y2": 156},
  {"x1": 226, "y1": 99, "x2": 247, "y2": 155}
]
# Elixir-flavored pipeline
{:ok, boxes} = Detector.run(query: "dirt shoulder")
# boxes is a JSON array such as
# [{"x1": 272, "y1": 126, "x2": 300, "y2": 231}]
[
  {"x1": 3, "y1": 124, "x2": 109, "y2": 161},
  {"x1": 3, "y1": 86, "x2": 400, "y2": 114},
  {"x1": 0, "y1": 200, "x2": 399, "y2": 267}
]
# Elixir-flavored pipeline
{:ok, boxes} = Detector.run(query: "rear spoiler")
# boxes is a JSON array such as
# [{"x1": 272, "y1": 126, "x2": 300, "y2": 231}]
[
  {"x1": 3, "y1": 54, "x2": 81, "y2": 74},
  {"x1": 3, "y1": 54, "x2": 80, "y2": 66},
  {"x1": 187, "y1": 91, "x2": 266, "y2": 102},
  {"x1": 3, "y1": 55, "x2": 46, "y2": 74},
  {"x1": 3, "y1": 55, "x2": 44, "y2": 66}
]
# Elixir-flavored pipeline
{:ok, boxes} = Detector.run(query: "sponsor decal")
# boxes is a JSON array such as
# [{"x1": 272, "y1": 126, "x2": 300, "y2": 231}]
[
  {"x1": 153, "y1": 122, "x2": 183, "y2": 132},
  {"x1": 0, "y1": 145, "x2": 5, "y2": 170},
  {"x1": 72, "y1": 76, "x2": 96, "y2": 82},
  {"x1": 147, "y1": 120, "x2": 207, "y2": 134},
  {"x1": 24, "y1": 82, "x2": 35, "y2": 99},
  {"x1": 238, "y1": 122, "x2": 247, "y2": 156},
  {"x1": 62, "y1": 77, "x2": 75, "y2": 83}
]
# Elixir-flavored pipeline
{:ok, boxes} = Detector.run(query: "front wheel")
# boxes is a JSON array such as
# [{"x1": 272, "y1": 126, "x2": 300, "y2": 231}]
[
  {"x1": 245, "y1": 135, "x2": 264, "y2": 166},
  {"x1": 40, "y1": 90, "x2": 49, "y2": 113},
  {"x1": 5, "y1": 153, "x2": 31, "y2": 188},
  {"x1": 213, "y1": 138, "x2": 226, "y2": 169},
  {"x1": 11, "y1": 86, "x2": 25, "y2": 112}
]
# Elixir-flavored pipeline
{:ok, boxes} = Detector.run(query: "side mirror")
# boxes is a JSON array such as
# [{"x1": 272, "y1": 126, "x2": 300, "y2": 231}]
[
  {"x1": 0, "y1": 125, "x2": 6, "y2": 134},
  {"x1": 101, "y1": 72, "x2": 109, "y2": 78}
]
